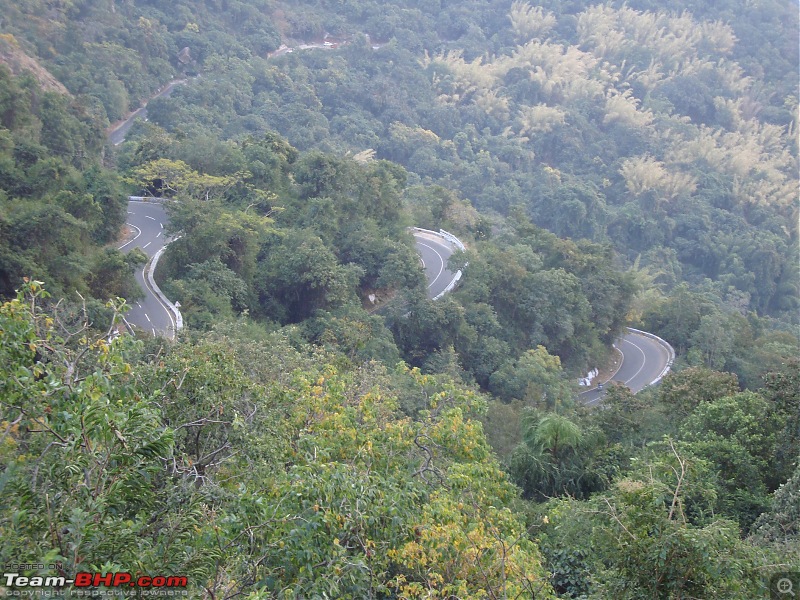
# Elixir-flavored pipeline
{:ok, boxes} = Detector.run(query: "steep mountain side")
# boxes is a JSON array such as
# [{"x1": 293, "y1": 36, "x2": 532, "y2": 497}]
[
  {"x1": 0, "y1": 2, "x2": 797, "y2": 598},
  {"x1": 0, "y1": 67, "x2": 137, "y2": 304},
  {"x1": 0, "y1": 33, "x2": 70, "y2": 95}
]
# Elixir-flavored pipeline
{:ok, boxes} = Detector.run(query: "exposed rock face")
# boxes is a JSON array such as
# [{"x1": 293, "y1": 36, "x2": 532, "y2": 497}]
[
  {"x1": 177, "y1": 46, "x2": 192, "y2": 64},
  {"x1": 0, "y1": 33, "x2": 71, "y2": 96}
]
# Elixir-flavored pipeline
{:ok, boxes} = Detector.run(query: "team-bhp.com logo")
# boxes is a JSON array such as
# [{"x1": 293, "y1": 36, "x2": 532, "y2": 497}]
[
  {"x1": 3, "y1": 570, "x2": 187, "y2": 596},
  {"x1": 74, "y1": 573, "x2": 187, "y2": 588}
]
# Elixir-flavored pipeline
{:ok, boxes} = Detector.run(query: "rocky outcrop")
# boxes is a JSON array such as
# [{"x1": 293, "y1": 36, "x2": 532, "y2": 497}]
[{"x1": 177, "y1": 46, "x2": 192, "y2": 65}]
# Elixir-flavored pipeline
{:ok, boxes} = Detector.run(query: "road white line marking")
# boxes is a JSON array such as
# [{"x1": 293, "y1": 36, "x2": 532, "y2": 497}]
[
  {"x1": 157, "y1": 231, "x2": 161, "y2": 238},
  {"x1": 123, "y1": 199, "x2": 179, "y2": 340},
  {"x1": 152, "y1": 328, "x2": 156, "y2": 336},
  {"x1": 145, "y1": 313, "x2": 151, "y2": 322},
  {"x1": 117, "y1": 223, "x2": 142, "y2": 250},
  {"x1": 140, "y1": 263, "x2": 176, "y2": 339},
  {"x1": 145, "y1": 215, "x2": 156, "y2": 220},
  {"x1": 417, "y1": 242, "x2": 445, "y2": 289},
  {"x1": 143, "y1": 241, "x2": 151, "y2": 249},
  {"x1": 127, "y1": 211, "x2": 133, "y2": 214},
  {"x1": 137, "y1": 302, "x2": 142, "y2": 308},
  {"x1": 621, "y1": 338, "x2": 647, "y2": 385}
]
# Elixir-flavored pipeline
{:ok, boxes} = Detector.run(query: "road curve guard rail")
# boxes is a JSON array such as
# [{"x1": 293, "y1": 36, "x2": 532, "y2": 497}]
[
  {"x1": 147, "y1": 245, "x2": 183, "y2": 338},
  {"x1": 626, "y1": 326, "x2": 675, "y2": 386},
  {"x1": 411, "y1": 227, "x2": 468, "y2": 300},
  {"x1": 128, "y1": 196, "x2": 184, "y2": 338},
  {"x1": 438, "y1": 229, "x2": 466, "y2": 252}
]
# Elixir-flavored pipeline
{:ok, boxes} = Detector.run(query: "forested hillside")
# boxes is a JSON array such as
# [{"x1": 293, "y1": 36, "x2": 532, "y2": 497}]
[
  {"x1": 129, "y1": 0, "x2": 798, "y2": 319},
  {"x1": 0, "y1": 0, "x2": 797, "y2": 598},
  {"x1": 122, "y1": 0, "x2": 800, "y2": 383},
  {"x1": 0, "y1": 65, "x2": 141, "y2": 307}
]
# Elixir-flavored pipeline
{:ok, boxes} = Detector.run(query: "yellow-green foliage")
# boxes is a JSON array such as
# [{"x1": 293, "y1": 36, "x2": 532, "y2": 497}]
[
  {"x1": 0, "y1": 284, "x2": 555, "y2": 599},
  {"x1": 420, "y1": 3, "x2": 796, "y2": 212}
]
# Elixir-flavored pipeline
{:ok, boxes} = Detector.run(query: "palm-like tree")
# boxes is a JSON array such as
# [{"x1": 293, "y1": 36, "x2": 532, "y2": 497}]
[
  {"x1": 524, "y1": 412, "x2": 583, "y2": 458},
  {"x1": 510, "y1": 412, "x2": 590, "y2": 500}
]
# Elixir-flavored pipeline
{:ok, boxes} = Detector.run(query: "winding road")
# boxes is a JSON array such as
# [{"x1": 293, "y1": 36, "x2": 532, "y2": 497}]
[
  {"x1": 412, "y1": 230, "x2": 460, "y2": 299},
  {"x1": 580, "y1": 329, "x2": 673, "y2": 404},
  {"x1": 110, "y1": 58, "x2": 672, "y2": 393},
  {"x1": 118, "y1": 200, "x2": 176, "y2": 338},
  {"x1": 409, "y1": 232, "x2": 672, "y2": 400},
  {"x1": 108, "y1": 80, "x2": 187, "y2": 146},
  {"x1": 408, "y1": 230, "x2": 673, "y2": 399},
  {"x1": 117, "y1": 195, "x2": 671, "y2": 395}
]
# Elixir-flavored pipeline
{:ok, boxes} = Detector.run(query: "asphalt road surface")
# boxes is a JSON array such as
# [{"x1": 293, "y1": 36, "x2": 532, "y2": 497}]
[
  {"x1": 118, "y1": 201, "x2": 176, "y2": 338},
  {"x1": 581, "y1": 329, "x2": 672, "y2": 405},
  {"x1": 113, "y1": 119, "x2": 668, "y2": 392},
  {"x1": 412, "y1": 231, "x2": 459, "y2": 299},
  {"x1": 108, "y1": 80, "x2": 186, "y2": 146}
]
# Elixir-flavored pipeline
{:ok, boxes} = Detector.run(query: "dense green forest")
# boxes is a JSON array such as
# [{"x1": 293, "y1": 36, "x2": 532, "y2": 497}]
[
  {"x1": 0, "y1": 0, "x2": 797, "y2": 597},
  {"x1": 0, "y1": 64, "x2": 143, "y2": 306},
  {"x1": 2, "y1": 282, "x2": 798, "y2": 597},
  {"x1": 126, "y1": 0, "x2": 800, "y2": 383}
]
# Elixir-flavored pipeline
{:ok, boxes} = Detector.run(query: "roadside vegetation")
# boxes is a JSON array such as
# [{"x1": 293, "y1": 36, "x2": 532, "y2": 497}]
[{"x1": 0, "y1": 0, "x2": 797, "y2": 597}]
